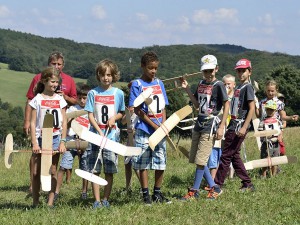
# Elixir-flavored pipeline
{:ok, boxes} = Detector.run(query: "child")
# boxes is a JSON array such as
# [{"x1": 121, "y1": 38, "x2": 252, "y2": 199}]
[
  {"x1": 257, "y1": 100, "x2": 282, "y2": 178},
  {"x1": 121, "y1": 104, "x2": 140, "y2": 192},
  {"x1": 255, "y1": 80, "x2": 299, "y2": 155},
  {"x1": 129, "y1": 51, "x2": 170, "y2": 205},
  {"x1": 55, "y1": 84, "x2": 91, "y2": 200},
  {"x1": 214, "y1": 58, "x2": 255, "y2": 192},
  {"x1": 85, "y1": 59, "x2": 125, "y2": 209},
  {"x1": 180, "y1": 54, "x2": 229, "y2": 200},
  {"x1": 29, "y1": 67, "x2": 67, "y2": 207}
]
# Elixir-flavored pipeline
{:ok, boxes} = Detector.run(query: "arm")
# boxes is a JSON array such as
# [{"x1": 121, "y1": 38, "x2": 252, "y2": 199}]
[
  {"x1": 279, "y1": 110, "x2": 299, "y2": 122},
  {"x1": 238, "y1": 100, "x2": 255, "y2": 137},
  {"x1": 181, "y1": 79, "x2": 199, "y2": 109},
  {"x1": 107, "y1": 112, "x2": 124, "y2": 128},
  {"x1": 216, "y1": 100, "x2": 230, "y2": 140},
  {"x1": 30, "y1": 108, "x2": 40, "y2": 154},
  {"x1": 23, "y1": 99, "x2": 32, "y2": 135},
  {"x1": 88, "y1": 112, "x2": 104, "y2": 136},
  {"x1": 58, "y1": 107, "x2": 67, "y2": 153},
  {"x1": 134, "y1": 106, "x2": 159, "y2": 130}
]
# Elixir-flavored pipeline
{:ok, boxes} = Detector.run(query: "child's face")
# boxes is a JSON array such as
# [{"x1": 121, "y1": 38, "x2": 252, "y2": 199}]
[
  {"x1": 98, "y1": 67, "x2": 113, "y2": 88},
  {"x1": 77, "y1": 95, "x2": 87, "y2": 108},
  {"x1": 266, "y1": 108, "x2": 276, "y2": 117},
  {"x1": 223, "y1": 79, "x2": 235, "y2": 93},
  {"x1": 44, "y1": 75, "x2": 59, "y2": 93},
  {"x1": 202, "y1": 67, "x2": 218, "y2": 83},
  {"x1": 141, "y1": 61, "x2": 159, "y2": 81},
  {"x1": 235, "y1": 68, "x2": 251, "y2": 83},
  {"x1": 265, "y1": 85, "x2": 277, "y2": 99}
]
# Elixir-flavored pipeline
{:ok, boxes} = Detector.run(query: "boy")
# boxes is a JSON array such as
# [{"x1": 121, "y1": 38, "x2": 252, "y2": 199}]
[
  {"x1": 214, "y1": 58, "x2": 255, "y2": 192},
  {"x1": 207, "y1": 74, "x2": 236, "y2": 181},
  {"x1": 180, "y1": 54, "x2": 229, "y2": 200},
  {"x1": 129, "y1": 51, "x2": 170, "y2": 205},
  {"x1": 257, "y1": 99, "x2": 282, "y2": 178},
  {"x1": 85, "y1": 59, "x2": 125, "y2": 208},
  {"x1": 55, "y1": 84, "x2": 91, "y2": 200}
]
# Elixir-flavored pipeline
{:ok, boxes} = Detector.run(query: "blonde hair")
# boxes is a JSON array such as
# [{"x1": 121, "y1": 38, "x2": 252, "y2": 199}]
[
  {"x1": 35, "y1": 67, "x2": 60, "y2": 94},
  {"x1": 222, "y1": 74, "x2": 235, "y2": 83},
  {"x1": 95, "y1": 59, "x2": 120, "y2": 83},
  {"x1": 265, "y1": 79, "x2": 279, "y2": 91}
]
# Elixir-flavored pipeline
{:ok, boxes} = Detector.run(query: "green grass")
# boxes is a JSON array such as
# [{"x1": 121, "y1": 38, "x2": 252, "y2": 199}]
[
  {"x1": 0, "y1": 63, "x2": 86, "y2": 108},
  {"x1": 0, "y1": 128, "x2": 299, "y2": 224}
]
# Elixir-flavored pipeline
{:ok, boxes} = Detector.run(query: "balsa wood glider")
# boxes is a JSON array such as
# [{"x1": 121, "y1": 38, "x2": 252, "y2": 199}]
[{"x1": 162, "y1": 72, "x2": 202, "y2": 92}]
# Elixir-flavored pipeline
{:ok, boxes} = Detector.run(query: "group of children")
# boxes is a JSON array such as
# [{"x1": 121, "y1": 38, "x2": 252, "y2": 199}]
[{"x1": 28, "y1": 51, "x2": 299, "y2": 208}]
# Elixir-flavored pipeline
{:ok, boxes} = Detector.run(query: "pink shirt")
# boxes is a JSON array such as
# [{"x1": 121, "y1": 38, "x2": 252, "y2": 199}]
[{"x1": 26, "y1": 72, "x2": 77, "y2": 100}]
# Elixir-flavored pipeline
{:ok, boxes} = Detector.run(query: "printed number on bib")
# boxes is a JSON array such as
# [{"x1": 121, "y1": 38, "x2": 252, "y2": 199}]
[
  {"x1": 231, "y1": 89, "x2": 240, "y2": 119},
  {"x1": 143, "y1": 85, "x2": 165, "y2": 118},
  {"x1": 197, "y1": 84, "x2": 213, "y2": 116},
  {"x1": 94, "y1": 95, "x2": 115, "y2": 126}
]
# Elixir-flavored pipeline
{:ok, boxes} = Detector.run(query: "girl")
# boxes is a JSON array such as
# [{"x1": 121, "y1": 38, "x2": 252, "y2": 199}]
[{"x1": 30, "y1": 67, "x2": 67, "y2": 207}]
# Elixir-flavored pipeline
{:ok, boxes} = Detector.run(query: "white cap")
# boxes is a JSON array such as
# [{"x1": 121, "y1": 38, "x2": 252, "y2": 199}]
[{"x1": 200, "y1": 54, "x2": 218, "y2": 71}]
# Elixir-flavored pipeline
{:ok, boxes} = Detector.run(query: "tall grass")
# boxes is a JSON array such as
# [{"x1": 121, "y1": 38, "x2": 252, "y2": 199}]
[{"x1": 0, "y1": 128, "x2": 299, "y2": 224}]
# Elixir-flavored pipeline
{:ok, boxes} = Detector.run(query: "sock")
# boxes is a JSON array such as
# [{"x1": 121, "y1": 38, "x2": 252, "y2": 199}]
[
  {"x1": 142, "y1": 188, "x2": 149, "y2": 197},
  {"x1": 204, "y1": 166, "x2": 216, "y2": 188},
  {"x1": 153, "y1": 186, "x2": 161, "y2": 195},
  {"x1": 192, "y1": 167, "x2": 205, "y2": 190}
]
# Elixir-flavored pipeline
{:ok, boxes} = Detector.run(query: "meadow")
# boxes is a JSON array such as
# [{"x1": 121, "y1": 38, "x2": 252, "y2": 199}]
[{"x1": 0, "y1": 127, "x2": 299, "y2": 225}]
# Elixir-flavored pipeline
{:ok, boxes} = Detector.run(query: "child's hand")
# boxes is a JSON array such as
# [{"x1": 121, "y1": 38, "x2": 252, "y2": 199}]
[
  {"x1": 32, "y1": 143, "x2": 40, "y2": 154},
  {"x1": 237, "y1": 127, "x2": 246, "y2": 137},
  {"x1": 107, "y1": 117, "x2": 116, "y2": 128},
  {"x1": 215, "y1": 127, "x2": 224, "y2": 140},
  {"x1": 59, "y1": 142, "x2": 66, "y2": 153},
  {"x1": 292, "y1": 115, "x2": 299, "y2": 121},
  {"x1": 180, "y1": 78, "x2": 188, "y2": 89}
]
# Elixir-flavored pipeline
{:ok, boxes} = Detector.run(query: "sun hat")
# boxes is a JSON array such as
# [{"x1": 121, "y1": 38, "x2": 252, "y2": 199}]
[
  {"x1": 200, "y1": 54, "x2": 218, "y2": 71},
  {"x1": 235, "y1": 58, "x2": 252, "y2": 69},
  {"x1": 265, "y1": 100, "x2": 277, "y2": 110},
  {"x1": 277, "y1": 93, "x2": 285, "y2": 99}
]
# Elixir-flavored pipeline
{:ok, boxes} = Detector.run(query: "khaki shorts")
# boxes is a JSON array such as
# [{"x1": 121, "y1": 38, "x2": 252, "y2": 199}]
[{"x1": 189, "y1": 131, "x2": 214, "y2": 166}]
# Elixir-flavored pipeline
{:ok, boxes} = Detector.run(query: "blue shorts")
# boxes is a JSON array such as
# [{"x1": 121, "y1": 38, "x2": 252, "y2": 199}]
[
  {"x1": 37, "y1": 135, "x2": 60, "y2": 152},
  {"x1": 89, "y1": 144, "x2": 118, "y2": 174},
  {"x1": 207, "y1": 147, "x2": 222, "y2": 169},
  {"x1": 132, "y1": 129, "x2": 167, "y2": 170}
]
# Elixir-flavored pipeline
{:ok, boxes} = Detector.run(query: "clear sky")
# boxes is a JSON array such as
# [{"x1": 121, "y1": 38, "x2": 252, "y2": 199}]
[{"x1": 0, "y1": 0, "x2": 299, "y2": 56}]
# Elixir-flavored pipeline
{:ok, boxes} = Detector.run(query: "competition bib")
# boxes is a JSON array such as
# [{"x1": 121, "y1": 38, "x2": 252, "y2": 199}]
[
  {"x1": 264, "y1": 117, "x2": 280, "y2": 136},
  {"x1": 197, "y1": 83, "x2": 213, "y2": 116},
  {"x1": 75, "y1": 116, "x2": 89, "y2": 129},
  {"x1": 40, "y1": 99, "x2": 62, "y2": 133},
  {"x1": 143, "y1": 84, "x2": 165, "y2": 119},
  {"x1": 94, "y1": 95, "x2": 115, "y2": 129},
  {"x1": 230, "y1": 89, "x2": 241, "y2": 119}
]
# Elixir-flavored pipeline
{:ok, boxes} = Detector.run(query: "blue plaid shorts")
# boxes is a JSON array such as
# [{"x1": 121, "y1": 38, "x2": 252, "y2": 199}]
[
  {"x1": 207, "y1": 147, "x2": 222, "y2": 169},
  {"x1": 89, "y1": 144, "x2": 118, "y2": 174},
  {"x1": 132, "y1": 129, "x2": 167, "y2": 170}
]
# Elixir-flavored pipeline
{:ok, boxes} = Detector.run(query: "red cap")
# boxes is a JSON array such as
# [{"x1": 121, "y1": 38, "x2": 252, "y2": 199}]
[{"x1": 235, "y1": 59, "x2": 252, "y2": 69}]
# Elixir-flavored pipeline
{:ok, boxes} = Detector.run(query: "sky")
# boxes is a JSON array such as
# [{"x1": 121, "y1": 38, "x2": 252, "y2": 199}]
[{"x1": 0, "y1": 0, "x2": 300, "y2": 56}]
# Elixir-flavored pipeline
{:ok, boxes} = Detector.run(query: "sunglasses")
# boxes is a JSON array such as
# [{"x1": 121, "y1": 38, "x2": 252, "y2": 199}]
[{"x1": 202, "y1": 69, "x2": 214, "y2": 73}]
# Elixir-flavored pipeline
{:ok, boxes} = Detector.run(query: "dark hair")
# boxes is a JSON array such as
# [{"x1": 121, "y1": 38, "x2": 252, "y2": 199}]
[
  {"x1": 95, "y1": 59, "x2": 120, "y2": 83},
  {"x1": 34, "y1": 67, "x2": 60, "y2": 95},
  {"x1": 77, "y1": 84, "x2": 91, "y2": 96},
  {"x1": 141, "y1": 51, "x2": 159, "y2": 66},
  {"x1": 48, "y1": 51, "x2": 65, "y2": 66}
]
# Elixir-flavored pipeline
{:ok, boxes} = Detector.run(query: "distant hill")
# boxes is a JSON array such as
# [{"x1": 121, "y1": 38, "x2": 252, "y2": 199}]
[{"x1": 1, "y1": 28, "x2": 300, "y2": 84}]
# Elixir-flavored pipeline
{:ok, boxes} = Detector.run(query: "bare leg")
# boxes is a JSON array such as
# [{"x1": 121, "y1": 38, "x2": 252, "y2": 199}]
[
  {"x1": 47, "y1": 154, "x2": 59, "y2": 206},
  {"x1": 103, "y1": 173, "x2": 113, "y2": 200},
  {"x1": 66, "y1": 169, "x2": 72, "y2": 184},
  {"x1": 31, "y1": 154, "x2": 41, "y2": 206},
  {"x1": 125, "y1": 164, "x2": 132, "y2": 189},
  {"x1": 139, "y1": 169, "x2": 149, "y2": 188},
  {"x1": 55, "y1": 168, "x2": 65, "y2": 194},
  {"x1": 154, "y1": 170, "x2": 164, "y2": 187}
]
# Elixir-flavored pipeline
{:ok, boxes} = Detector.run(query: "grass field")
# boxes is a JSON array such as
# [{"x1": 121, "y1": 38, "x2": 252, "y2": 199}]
[{"x1": 0, "y1": 127, "x2": 299, "y2": 224}]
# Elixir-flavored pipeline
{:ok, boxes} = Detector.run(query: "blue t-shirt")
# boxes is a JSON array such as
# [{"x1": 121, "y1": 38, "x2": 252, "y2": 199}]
[
  {"x1": 129, "y1": 78, "x2": 169, "y2": 135},
  {"x1": 85, "y1": 86, "x2": 125, "y2": 141}
]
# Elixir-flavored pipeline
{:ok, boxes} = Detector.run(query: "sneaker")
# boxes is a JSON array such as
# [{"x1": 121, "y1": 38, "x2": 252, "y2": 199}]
[
  {"x1": 81, "y1": 192, "x2": 87, "y2": 200},
  {"x1": 143, "y1": 195, "x2": 152, "y2": 205},
  {"x1": 240, "y1": 184, "x2": 255, "y2": 192},
  {"x1": 93, "y1": 201, "x2": 102, "y2": 209},
  {"x1": 101, "y1": 200, "x2": 110, "y2": 208},
  {"x1": 54, "y1": 193, "x2": 59, "y2": 202},
  {"x1": 207, "y1": 186, "x2": 222, "y2": 200},
  {"x1": 152, "y1": 192, "x2": 172, "y2": 204},
  {"x1": 180, "y1": 188, "x2": 199, "y2": 201}
]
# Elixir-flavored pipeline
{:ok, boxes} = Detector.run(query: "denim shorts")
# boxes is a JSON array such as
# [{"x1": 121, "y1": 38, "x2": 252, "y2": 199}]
[
  {"x1": 37, "y1": 135, "x2": 60, "y2": 152},
  {"x1": 207, "y1": 147, "x2": 222, "y2": 169},
  {"x1": 88, "y1": 144, "x2": 118, "y2": 174},
  {"x1": 132, "y1": 129, "x2": 167, "y2": 170}
]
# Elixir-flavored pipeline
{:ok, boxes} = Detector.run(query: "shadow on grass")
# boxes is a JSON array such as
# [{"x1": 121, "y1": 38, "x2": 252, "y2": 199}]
[{"x1": 0, "y1": 185, "x2": 30, "y2": 192}]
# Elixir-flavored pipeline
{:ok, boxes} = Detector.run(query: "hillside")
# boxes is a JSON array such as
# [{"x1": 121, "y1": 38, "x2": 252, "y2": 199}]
[{"x1": 1, "y1": 28, "x2": 300, "y2": 84}]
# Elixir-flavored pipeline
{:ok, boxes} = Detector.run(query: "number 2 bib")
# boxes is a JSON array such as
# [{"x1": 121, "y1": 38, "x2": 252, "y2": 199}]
[{"x1": 143, "y1": 84, "x2": 165, "y2": 119}]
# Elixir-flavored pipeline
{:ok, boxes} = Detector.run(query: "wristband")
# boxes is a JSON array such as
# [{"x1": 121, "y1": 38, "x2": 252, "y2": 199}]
[{"x1": 60, "y1": 138, "x2": 67, "y2": 143}]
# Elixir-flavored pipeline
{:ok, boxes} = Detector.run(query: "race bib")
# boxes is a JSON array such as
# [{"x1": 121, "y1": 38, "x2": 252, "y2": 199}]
[
  {"x1": 40, "y1": 99, "x2": 62, "y2": 132},
  {"x1": 197, "y1": 83, "x2": 213, "y2": 116},
  {"x1": 143, "y1": 85, "x2": 165, "y2": 119},
  {"x1": 230, "y1": 89, "x2": 241, "y2": 119},
  {"x1": 264, "y1": 117, "x2": 280, "y2": 136},
  {"x1": 94, "y1": 95, "x2": 115, "y2": 128}
]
